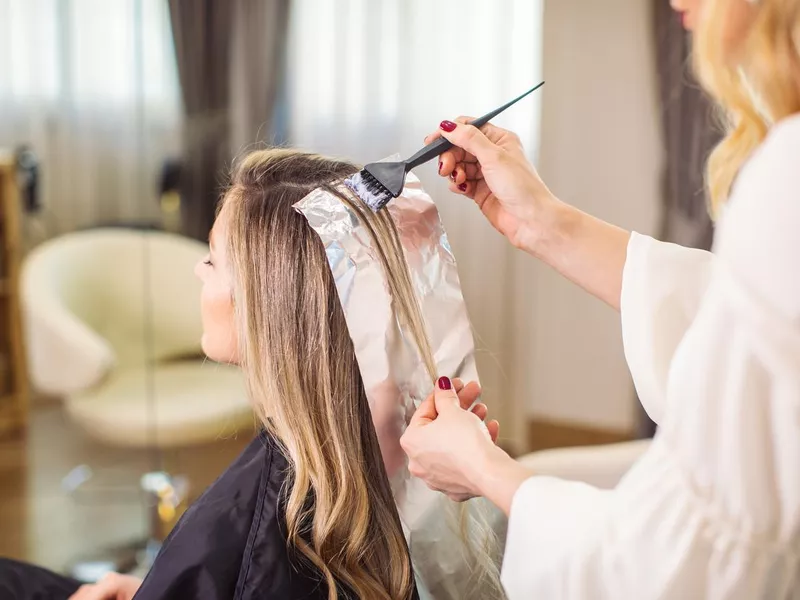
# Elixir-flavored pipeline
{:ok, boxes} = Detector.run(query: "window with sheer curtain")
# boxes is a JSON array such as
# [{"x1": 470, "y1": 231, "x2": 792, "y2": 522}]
[
  {"x1": 288, "y1": 0, "x2": 543, "y2": 164},
  {"x1": 288, "y1": 0, "x2": 544, "y2": 450},
  {"x1": 0, "y1": 0, "x2": 543, "y2": 449},
  {"x1": 0, "y1": 0, "x2": 181, "y2": 235}
]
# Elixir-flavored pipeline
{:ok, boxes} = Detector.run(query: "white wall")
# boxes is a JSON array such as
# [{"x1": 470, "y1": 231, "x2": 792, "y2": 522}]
[{"x1": 514, "y1": 0, "x2": 663, "y2": 431}]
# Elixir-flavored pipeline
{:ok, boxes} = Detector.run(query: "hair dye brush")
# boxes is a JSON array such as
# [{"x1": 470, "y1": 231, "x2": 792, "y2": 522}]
[{"x1": 345, "y1": 81, "x2": 545, "y2": 212}]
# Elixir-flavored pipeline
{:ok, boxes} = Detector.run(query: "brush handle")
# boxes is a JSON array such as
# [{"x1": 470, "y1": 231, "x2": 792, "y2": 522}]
[
  {"x1": 405, "y1": 81, "x2": 545, "y2": 171},
  {"x1": 405, "y1": 137, "x2": 455, "y2": 170}
]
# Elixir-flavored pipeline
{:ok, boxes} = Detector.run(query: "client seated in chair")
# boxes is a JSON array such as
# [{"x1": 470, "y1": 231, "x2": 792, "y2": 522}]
[{"x1": 0, "y1": 150, "x2": 499, "y2": 600}]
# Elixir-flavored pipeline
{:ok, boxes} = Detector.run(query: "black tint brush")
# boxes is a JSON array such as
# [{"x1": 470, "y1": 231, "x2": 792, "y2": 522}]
[{"x1": 345, "y1": 81, "x2": 545, "y2": 212}]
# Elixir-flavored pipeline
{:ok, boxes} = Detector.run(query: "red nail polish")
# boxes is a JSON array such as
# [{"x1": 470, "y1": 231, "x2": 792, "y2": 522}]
[
  {"x1": 439, "y1": 120, "x2": 457, "y2": 132},
  {"x1": 438, "y1": 161, "x2": 443, "y2": 173},
  {"x1": 458, "y1": 183, "x2": 467, "y2": 192},
  {"x1": 437, "y1": 376, "x2": 452, "y2": 390}
]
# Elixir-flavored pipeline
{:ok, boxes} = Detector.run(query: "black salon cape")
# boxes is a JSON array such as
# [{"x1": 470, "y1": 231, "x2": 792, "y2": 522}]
[
  {"x1": 133, "y1": 430, "x2": 335, "y2": 599},
  {"x1": 1, "y1": 431, "x2": 379, "y2": 599}
]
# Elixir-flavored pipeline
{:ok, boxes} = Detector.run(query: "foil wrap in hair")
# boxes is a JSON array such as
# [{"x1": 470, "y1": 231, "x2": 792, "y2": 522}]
[{"x1": 294, "y1": 168, "x2": 505, "y2": 600}]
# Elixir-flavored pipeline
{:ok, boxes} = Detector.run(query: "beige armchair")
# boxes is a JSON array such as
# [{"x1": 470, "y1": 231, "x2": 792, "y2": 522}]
[
  {"x1": 20, "y1": 227, "x2": 254, "y2": 580},
  {"x1": 21, "y1": 227, "x2": 253, "y2": 447}
]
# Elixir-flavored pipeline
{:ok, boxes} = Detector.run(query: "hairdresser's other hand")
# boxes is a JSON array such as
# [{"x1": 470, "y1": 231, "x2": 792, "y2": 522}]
[
  {"x1": 407, "y1": 377, "x2": 496, "y2": 501},
  {"x1": 412, "y1": 377, "x2": 495, "y2": 429},
  {"x1": 425, "y1": 118, "x2": 557, "y2": 251},
  {"x1": 402, "y1": 376, "x2": 502, "y2": 502},
  {"x1": 69, "y1": 573, "x2": 142, "y2": 600}
]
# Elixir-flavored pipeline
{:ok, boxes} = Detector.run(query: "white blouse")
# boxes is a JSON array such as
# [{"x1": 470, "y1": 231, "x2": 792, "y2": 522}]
[{"x1": 501, "y1": 114, "x2": 800, "y2": 599}]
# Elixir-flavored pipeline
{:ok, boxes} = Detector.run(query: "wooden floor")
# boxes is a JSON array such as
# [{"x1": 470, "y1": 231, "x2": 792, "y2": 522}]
[{"x1": 0, "y1": 400, "x2": 252, "y2": 574}]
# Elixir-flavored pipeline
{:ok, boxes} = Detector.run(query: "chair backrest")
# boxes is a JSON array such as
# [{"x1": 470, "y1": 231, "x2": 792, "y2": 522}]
[{"x1": 23, "y1": 228, "x2": 207, "y2": 371}]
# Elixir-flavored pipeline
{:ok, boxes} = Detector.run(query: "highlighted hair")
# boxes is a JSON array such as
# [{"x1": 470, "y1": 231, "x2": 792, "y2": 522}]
[{"x1": 693, "y1": 0, "x2": 800, "y2": 213}]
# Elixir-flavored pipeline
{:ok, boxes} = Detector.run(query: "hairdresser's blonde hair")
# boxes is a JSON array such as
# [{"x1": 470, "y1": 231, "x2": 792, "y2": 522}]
[
  {"x1": 693, "y1": 0, "x2": 800, "y2": 213},
  {"x1": 221, "y1": 149, "x2": 503, "y2": 599}
]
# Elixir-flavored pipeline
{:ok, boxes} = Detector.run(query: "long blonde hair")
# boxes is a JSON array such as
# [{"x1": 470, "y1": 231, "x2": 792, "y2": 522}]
[
  {"x1": 221, "y1": 149, "x2": 502, "y2": 599},
  {"x1": 693, "y1": 0, "x2": 800, "y2": 212},
  {"x1": 222, "y1": 150, "x2": 414, "y2": 599}
]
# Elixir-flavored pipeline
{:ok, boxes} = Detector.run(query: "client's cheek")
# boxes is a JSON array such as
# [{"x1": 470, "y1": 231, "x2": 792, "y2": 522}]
[{"x1": 200, "y1": 286, "x2": 238, "y2": 363}]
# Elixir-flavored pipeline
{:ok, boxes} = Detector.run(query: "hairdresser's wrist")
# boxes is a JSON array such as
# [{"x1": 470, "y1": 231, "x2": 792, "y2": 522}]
[
  {"x1": 515, "y1": 192, "x2": 577, "y2": 259},
  {"x1": 471, "y1": 444, "x2": 533, "y2": 517}
]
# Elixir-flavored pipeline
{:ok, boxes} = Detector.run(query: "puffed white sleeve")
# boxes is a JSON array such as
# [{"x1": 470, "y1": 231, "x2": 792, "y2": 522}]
[
  {"x1": 500, "y1": 116, "x2": 800, "y2": 600},
  {"x1": 620, "y1": 232, "x2": 714, "y2": 424}
]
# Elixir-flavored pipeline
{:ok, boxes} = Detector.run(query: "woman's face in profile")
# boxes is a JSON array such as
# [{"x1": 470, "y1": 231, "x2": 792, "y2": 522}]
[
  {"x1": 671, "y1": 0, "x2": 704, "y2": 30},
  {"x1": 195, "y1": 206, "x2": 239, "y2": 364},
  {"x1": 671, "y1": 0, "x2": 759, "y2": 61}
]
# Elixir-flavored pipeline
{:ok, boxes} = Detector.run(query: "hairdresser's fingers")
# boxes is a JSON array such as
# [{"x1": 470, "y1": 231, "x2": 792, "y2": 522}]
[
  {"x1": 464, "y1": 162, "x2": 482, "y2": 180},
  {"x1": 417, "y1": 478, "x2": 441, "y2": 493},
  {"x1": 438, "y1": 150, "x2": 457, "y2": 178},
  {"x1": 427, "y1": 116, "x2": 509, "y2": 150},
  {"x1": 419, "y1": 480, "x2": 472, "y2": 501},
  {"x1": 410, "y1": 393, "x2": 437, "y2": 427},
  {"x1": 438, "y1": 146, "x2": 477, "y2": 178},
  {"x1": 449, "y1": 180, "x2": 473, "y2": 196},
  {"x1": 408, "y1": 378, "x2": 472, "y2": 427},
  {"x1": 450, "y1": 492, "x2": 478, "y2": 502},
  {"x1": 468, "y1": 179, "x2": 495, "y2": 211},
  {"x1": 486, "y1": 419, "x2": 500, "y2": 444},
  {"x1": 457, "y1": 381, "x2": 482, "y2": 410},
  {"x1": 453, "y1": 117, "x2": 488, "y2": 164},
  {"x1": 433, "y1": 377, "x2": 462, "y2": 414},
  {"x1": 452, "y1": 165, "x2": 467, "y2": 186},
  {"x1": 455, "y1": 117, "x2": 516, "y2": 148},
  {"x1": 428, "y1": 117, "x2": 479, "y2": 175},
  {"x1": 426, "y1": 126, "x2": 509, "y2": 183},
  {"x1": 444, "y1": 143, "x2": 468, "y2": 166},
  {"x1": 426, "y1": 115, "x2": 486, "y2": 146},
  {"x1": 470, "y1": 403, "x2": 488, "y2": 421},
  {"x1": 450, "y1": 177, "x2": 495, "y2": 210},
  {"x1": 438, "y1": 122, "x2": 501, "y2": 166},
  {"x1": 425, "y1": 114, "x2": 471, "y2": 144}
]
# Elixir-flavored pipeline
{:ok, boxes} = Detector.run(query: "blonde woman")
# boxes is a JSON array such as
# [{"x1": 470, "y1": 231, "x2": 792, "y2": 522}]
[
  {"x1": 1, "y1": 150, "x2": 503, "y2": 600},
  {"x1": 403, "y1": 0, "x2": 800, "y2": 597}
]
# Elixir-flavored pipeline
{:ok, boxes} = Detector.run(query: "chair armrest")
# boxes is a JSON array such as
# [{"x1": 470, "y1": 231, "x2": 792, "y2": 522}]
[
  {"x1": 22, "y1": 297, "x2": 115, "y2": 396},
  {"x1": 516, "y1": 439, "x2": 651, "y2": 490}
]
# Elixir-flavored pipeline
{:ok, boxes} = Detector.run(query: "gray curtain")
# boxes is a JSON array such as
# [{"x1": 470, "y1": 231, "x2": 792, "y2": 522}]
[
  {"x1": 229, "y1": 0, "x2": 291, "y2": 154},
  {"x1": 168, "y1": 0, "x2": 290, "y2": 241},
  {"x1": 653, "y1": 0, "x2": 720, "y2": 250},
  {"x1": 637, "y1": 1, "x2": 722, "y2": 438}
]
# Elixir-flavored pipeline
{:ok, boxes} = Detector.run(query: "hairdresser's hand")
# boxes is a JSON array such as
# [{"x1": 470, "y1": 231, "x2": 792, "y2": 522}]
[
  {"x1": 69, "y1": 573, "x2": 142, "y2": 600},
  {"x1": 402, "y1": 376, "x2": 502, "y2": 502},
  {"x1": 425, "y1": 118, "x2": 557, "y2": 252}
]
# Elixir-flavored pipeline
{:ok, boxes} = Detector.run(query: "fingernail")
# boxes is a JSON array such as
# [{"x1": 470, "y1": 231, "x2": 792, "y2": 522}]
[
  {"x1": 450, "y1": 172, "x2": 456, "y2": 181},
  {"x1": 438, "y1": 161, "x2": 443, "y2": 173},
  {"x1": 458, "y1": 183, "x2": 467, "y2": 192},
  {"x1": 437, "y1": 376, "x2": 452, "y2": 390},
  {"x1": 439, "y1": 120, "x2": 457, "y2": 132}
]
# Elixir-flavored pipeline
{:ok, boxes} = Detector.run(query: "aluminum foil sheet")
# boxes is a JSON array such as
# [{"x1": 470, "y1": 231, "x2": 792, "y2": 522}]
[{"x1": 294, "y1": 167, "x2": 506, "y2": 600}]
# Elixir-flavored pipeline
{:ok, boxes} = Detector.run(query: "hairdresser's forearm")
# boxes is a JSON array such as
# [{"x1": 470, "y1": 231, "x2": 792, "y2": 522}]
[
  {"x1": 471, "y1": 446, "x2": 533, "y2": 517},
  {"x1": 521, "y1": 198, "x2": 630, "y2": 311}
]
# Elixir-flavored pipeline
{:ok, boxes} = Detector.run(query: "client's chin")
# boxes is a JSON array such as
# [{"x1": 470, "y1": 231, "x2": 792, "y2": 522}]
[{"x1": 200, "y1": 335, "x2": 239, "y2": 366}]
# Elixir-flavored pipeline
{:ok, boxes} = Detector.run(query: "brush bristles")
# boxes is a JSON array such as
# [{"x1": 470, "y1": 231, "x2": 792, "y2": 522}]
[{"x1": 344, "y1": 170, "x2": 394, "y2": 212}]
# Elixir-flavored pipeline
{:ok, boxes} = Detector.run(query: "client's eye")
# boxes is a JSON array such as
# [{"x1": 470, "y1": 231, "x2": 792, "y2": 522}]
[{"x1": 203, "y1": 257, "x2": 213, "y2": 266}]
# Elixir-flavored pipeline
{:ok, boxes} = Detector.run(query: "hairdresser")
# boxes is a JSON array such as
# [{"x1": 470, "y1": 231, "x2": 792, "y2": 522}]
[{"x1": 401, "y1": 1, "x2": 800, "y2": 598}]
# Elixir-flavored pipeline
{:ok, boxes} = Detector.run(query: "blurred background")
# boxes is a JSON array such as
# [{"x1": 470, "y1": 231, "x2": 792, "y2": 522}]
[{"x1": 0, "y1": 0, "x2": 718, "y2": 582}]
